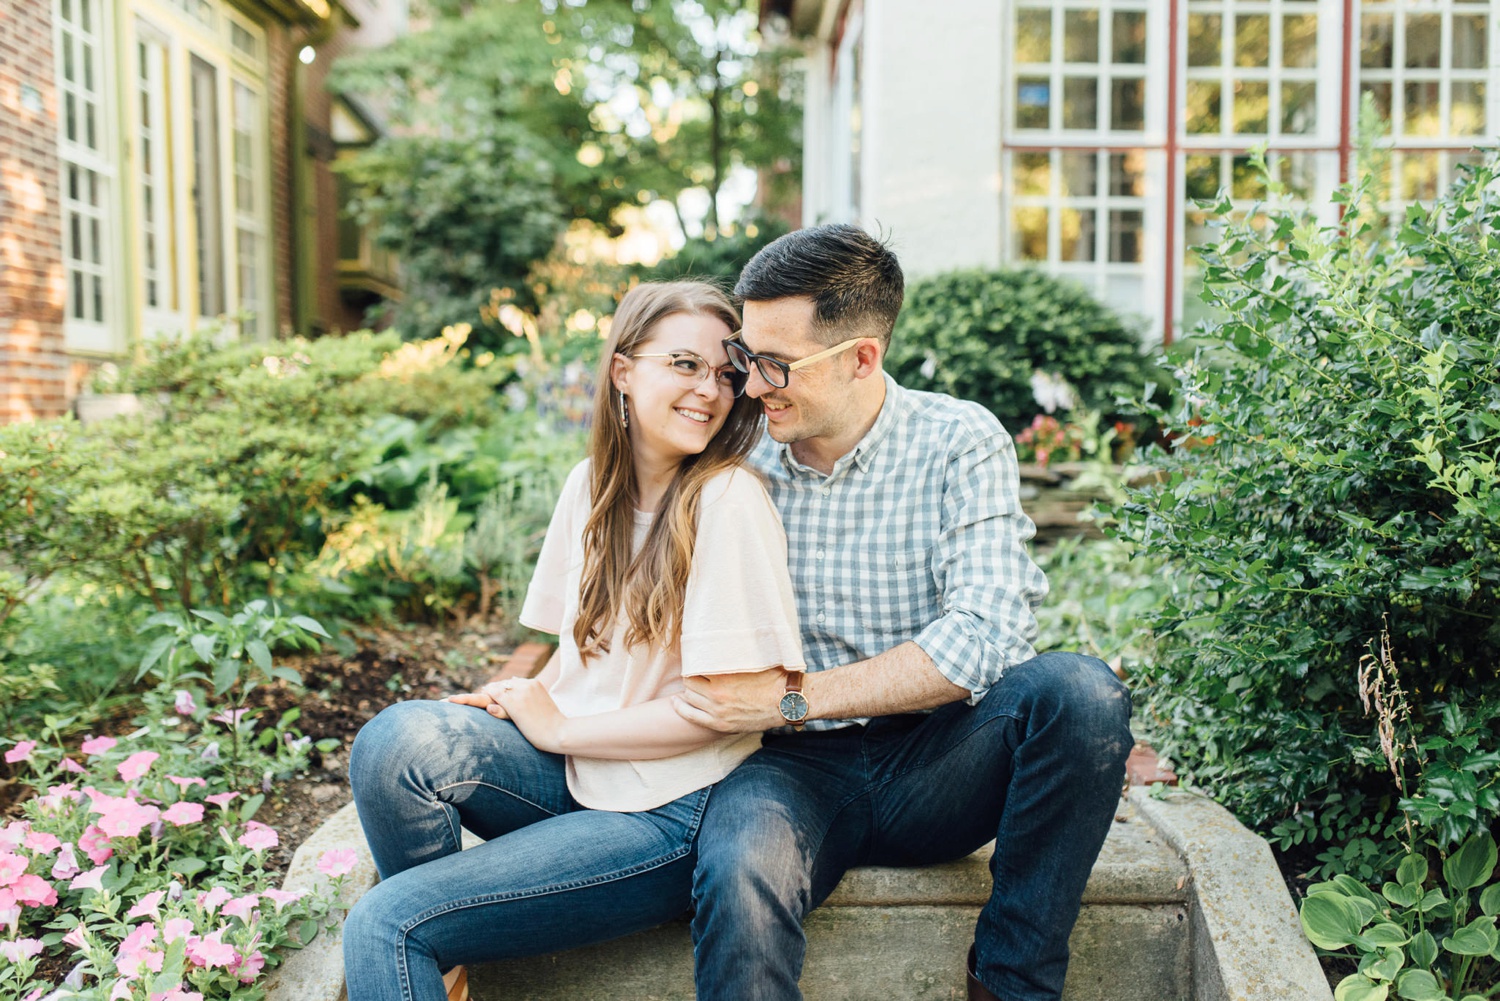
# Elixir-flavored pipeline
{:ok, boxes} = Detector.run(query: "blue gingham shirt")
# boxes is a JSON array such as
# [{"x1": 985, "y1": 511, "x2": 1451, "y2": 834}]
[{"x1": 751, "y1": 373, "x2": 1049, "y2": 730}]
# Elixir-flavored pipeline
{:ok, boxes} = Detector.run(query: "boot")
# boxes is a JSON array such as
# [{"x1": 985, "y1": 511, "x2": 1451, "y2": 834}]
[{"x1": 967, "y1": 947, "x2": 1000, "y2": 1001}]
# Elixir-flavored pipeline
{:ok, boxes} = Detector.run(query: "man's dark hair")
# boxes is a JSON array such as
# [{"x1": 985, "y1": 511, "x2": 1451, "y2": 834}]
[{"x1": 734, "y1": 224, "x2": 905, "y2": 348}]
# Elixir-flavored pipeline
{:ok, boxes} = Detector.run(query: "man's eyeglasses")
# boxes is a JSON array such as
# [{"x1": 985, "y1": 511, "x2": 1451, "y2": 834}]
[
  {"x1": 722, "y1": 337, "x2": 865, "y2": 390},
  {"x1": 628, "y1": 351, "x2": 749, "y2": 397}
]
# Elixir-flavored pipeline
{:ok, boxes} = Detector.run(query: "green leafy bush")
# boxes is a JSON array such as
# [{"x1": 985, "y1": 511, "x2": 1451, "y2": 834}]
[
  {"x1": 1114, "y1": 146, "x2": 1500, "y2": 873},
  {"x1": 886, "y1": 268, "x2": 1159, "y2": 433},
  {"x1": 638, "y1": 215, "x2": 791, "y2": 288}
]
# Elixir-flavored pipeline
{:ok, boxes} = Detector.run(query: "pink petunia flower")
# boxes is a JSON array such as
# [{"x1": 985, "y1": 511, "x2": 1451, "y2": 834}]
[
  {"x1": 79, "y1": 825, "x2": 114, "y2": 865},
  {"x1": 196, "y1": 885, "x2": 232, "y2": 914},
  {"x1": 184, "y1": 928, "x2": 237, "y2": 969},
  {"x1": 120, "y1": 947, "x2": 165, "y2": 978},
  {"x1": 205, "y1": 792, "x2": 238, "y2": 809},
  {"x1": 24, "y1": 830, "x2": 61, "y2": 855},
  {"x1": 161, "y1": 802, "x2": 205, "y2": 826},
  {"x1": 109, "y1": 982, "x2": 133, "y2": 1001},
  {"x1": 80, "y1": 734, "x2": 117, "y2": 756},
  {"x1": 0, "y1": 896, "x2": 19, "y2": 935},
  {"x1": 261, "y1": 887, "x2": 305, "y2": 912},
  {"x1": 95, "y1": 800, "x2": 161, "y2": 839},
  {"x1": 317, "y1": 847, "x2": 358, "y2": 878},
  {"x1": 211, "y1": 708, "x2": 249, "y2": 727},
  {"x1": 10, "y1": 873, "x2": 58, "y2": 907},
  {"x1": 150, "y1": 989, "x2": 205, "y2": 1001},
  {"x1": 63, "y1": 924, "x2": 89, "y2": 949},
  {"x1": 237, "y1": 822, "x2": 278, "y2": 853},
  {"x1": 174, "y1": 690, "x2": 198, "y2": 716},
  {"x1": 0, "y1": 821, "x2": 27, "y2": 850},
  {"x1": 0, "y1": 851, "x2": 26, "y2": 886},
  {"x1": 231, "y1": 948, "x2": 266, "y2": 983},
  {"x1": 0, "y1": 937, "x2": 44, "y2": 962},
  {"x1": 4, "y1": 740, "x2": 35, "y2": 764},
  {"x1": 117, "y1": 751, "x2": 161, "y2": 782},
  {"x1": 220, "y1": 893, "x2": 260, "y2": 922},
  {"x1": 69, "y1": 864, "x2": 109, "y2": 893},
  {"x1": 60, "y1": 756, "x2": 86, "y2": 774},
  {"x1": 166, "y1": 775, "x2": 207, "y2": 792},
  {"x1": 127, "y1": 889, "x2": 166, "y2": 921},
  {"x1": 51, "y1": 842, "x2": 81, "y2": 880},
  {"x1": 162, "y1": 917, "x2": 195, "y2": 943}
]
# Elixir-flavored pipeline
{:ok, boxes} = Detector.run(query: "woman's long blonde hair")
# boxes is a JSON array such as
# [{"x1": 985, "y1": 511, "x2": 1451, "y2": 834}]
[{"x1": 574, "y1": 282, "x2": 762, "y2": 660}]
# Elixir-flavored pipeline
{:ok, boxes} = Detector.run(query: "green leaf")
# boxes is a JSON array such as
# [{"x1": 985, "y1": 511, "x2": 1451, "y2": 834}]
[
  {"x1": 1302, "y1": 892, "x2": 1368, "y2": 949},
  {"x1": 190, "y1": 608, "x2": 231, "y2": 627},
  {"x1": 240, "y1": 792, "x2": 266, "y2": 822},
  {"x1": 1408, "y1": 930, "x2": 1438, "y2": 968},
  {"x1": 289, "y1": 614, "x2": 331, "y2": 638},
  {"x1": 1479, "y1": 883, "x2": 1500, "y2": 917},
  {"x1": 1444, "y1": 834, "x2": 1497, "y2": 892},
  {"x1": 1442, "y1": 916, "x2": 1498, "y2": 956},
  {"x1": 1335, "y1": 973, "x2": 1389, "y2": 1001},
  {"x1": 1383, "y1": 882, "x2": 1420, "y2": 908},
  {"x1": 298, "y1": 918, "x2": 321, "y2": 944},
  {"x1": 1358, "y1": 945, "x2": 1403, "y2": 981},
  {"x1": 1397, "y1": 855, "x2": 1428, "y2": 888},
  {"x1": 246, "y1": 637, "x2": 272, "y2": 672},
  {"x1": 168, "y1": 857, "x2": 207, "y2": 877},
  {"x1": 212, "y1": 657, "x2": 240, "y2": 696},
  {"x1": 189, "y1": 631, "x2": 217, "y2": 664},
  {"x1": 1394, "y1": 969, "x2": 1444, "y2": 1001},
  {"x1": 1362, "y1": 923, "x2": 1410, "y2": 947},
  {"x1": 136, "y1": 633, "x2": 176, "y2": 682}
]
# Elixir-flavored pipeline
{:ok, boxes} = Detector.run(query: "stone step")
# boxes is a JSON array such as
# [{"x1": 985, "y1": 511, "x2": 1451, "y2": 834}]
[{"x1": 470, "y1": 808, "x2": 1192, "y2": 1001}]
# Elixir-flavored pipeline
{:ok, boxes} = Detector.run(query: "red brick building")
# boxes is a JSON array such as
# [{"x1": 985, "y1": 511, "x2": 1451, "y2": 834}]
[{"x1": 0, "y1": 0, "x2": 403, "y2": 423}]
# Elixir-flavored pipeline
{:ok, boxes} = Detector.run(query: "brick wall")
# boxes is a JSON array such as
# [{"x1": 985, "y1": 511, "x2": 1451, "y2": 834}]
[{"x1": 0, "y1": 1, "x2": 68, "y2": 422}]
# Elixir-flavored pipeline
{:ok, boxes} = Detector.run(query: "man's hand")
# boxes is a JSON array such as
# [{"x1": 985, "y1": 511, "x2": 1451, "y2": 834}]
[{"x1": 672, "y1": 668, "x2": 789, "y2": 733}]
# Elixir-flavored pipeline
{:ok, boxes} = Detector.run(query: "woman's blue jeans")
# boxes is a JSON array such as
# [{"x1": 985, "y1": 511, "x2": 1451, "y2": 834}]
[
  {"x1": 690, "y1": 651, "x2": 1133, "y2": 1001},
  {"x1": 343, "y1": 700, "x2": 711, "y2": 1001}
]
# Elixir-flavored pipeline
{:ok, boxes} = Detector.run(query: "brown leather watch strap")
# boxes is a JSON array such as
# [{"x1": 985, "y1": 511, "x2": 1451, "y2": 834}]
[{"x1": 784, "y1": 671, "x2": 803, "y2": 694}]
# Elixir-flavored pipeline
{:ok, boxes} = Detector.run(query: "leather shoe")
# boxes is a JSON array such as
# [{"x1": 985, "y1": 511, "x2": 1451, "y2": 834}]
[
  {"x1": 442, "y1": 965, "x2": 469, "y2": 1001},
  {"x1": 967, "y1": 947, "x2": 1000, "y2": 1001}
]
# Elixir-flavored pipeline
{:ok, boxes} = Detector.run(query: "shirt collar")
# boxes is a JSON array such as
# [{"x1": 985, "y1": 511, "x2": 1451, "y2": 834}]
[{"x1": 773, "y1": 372, "x2": 906, "y2": 476}]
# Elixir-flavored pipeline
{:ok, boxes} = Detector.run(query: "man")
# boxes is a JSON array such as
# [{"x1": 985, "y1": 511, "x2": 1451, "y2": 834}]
[{"x1": 672, "y1": 224, "x2": 1134, "y2": 1001}]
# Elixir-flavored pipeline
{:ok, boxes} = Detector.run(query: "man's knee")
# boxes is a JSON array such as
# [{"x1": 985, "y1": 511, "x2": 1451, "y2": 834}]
[
  {"x1": 982, "y1": 652, "x2": 1133, "y2": 757},
  {"x1": 694, "y1": 804, "x2": 812, "y2": 918}
]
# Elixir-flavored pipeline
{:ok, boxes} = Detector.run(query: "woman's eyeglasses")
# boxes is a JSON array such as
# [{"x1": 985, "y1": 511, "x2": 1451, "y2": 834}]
[
  {"x1": 628, "y1": 351, "x2": 749, "y2": 397},
  {"x1": 722, "y1": 337, "x2": 865, "y2": 390}
]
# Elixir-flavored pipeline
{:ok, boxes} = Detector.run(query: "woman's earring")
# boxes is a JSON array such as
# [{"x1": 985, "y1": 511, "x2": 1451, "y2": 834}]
[{"x1": 619, "y1": 392, "x2": 630, "y2": 430}]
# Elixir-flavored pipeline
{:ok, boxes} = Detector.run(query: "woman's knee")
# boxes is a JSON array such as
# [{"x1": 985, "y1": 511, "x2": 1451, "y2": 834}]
[{"x1": 349, "y1": 700, "x2": 453, "y2": 795}]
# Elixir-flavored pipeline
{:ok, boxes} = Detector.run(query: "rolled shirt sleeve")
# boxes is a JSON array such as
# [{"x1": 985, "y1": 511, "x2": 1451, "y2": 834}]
[{"x1": 911, "y1": 430, "x2": 1048, "y2": 703}]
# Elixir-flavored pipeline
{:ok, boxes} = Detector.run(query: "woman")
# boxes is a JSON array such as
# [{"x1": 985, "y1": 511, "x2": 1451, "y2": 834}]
[{"x1": 342, "y1": 282, "x2": 804, "y2": 1001}]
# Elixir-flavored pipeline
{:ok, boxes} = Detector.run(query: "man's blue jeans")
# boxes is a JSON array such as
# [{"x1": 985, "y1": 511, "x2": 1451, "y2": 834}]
[
  {"x1": 342, "y1": 700, "x2": 711, "y2": 1001},
  {"x1": 690, "y1": 652, "x2": 1133, "y2": 1001}
]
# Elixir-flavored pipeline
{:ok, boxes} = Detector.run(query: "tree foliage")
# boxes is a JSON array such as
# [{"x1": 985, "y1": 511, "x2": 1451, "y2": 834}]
[{"x1": 331, "y1": 0, "x2": 799, "y2": 342}]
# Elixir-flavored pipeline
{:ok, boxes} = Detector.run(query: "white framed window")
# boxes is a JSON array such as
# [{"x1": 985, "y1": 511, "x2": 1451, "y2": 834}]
[
  {"x1": 1358, "y1": 1, "x2": 1494, "y2": 141},
  {"x1": 54, "y1": 0, "x2": 119, "y2": 354},
  {"x1": 1183, "y1": 0, "x2": 1338, "y2": 142},
  {"x1": 1007, "y1": 147, "x2": 1166, "y2": 327},
  {"x1": 1010, "y1": 1, "x2": 1160, "y2": 137},
  {"x1": 231, "y1": 77, "x2": 270, "y2": 338}
]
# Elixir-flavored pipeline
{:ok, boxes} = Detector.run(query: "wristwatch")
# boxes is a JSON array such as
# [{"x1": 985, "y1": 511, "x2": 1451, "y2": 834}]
[{"x1": 778, "y1": 671, "x2": 810, "y2": 726}]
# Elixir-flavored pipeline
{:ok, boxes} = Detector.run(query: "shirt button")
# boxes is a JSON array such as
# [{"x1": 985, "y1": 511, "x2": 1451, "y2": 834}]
[
  {"x1": 816, "y1": 613, "x2": 826, "y2": 623},
  {"x1": 815, "y1": 550, "x2": 825, "y2": 560},
  {"x1": 821, "y1": 486, "x2": 831, "y2": 496}
]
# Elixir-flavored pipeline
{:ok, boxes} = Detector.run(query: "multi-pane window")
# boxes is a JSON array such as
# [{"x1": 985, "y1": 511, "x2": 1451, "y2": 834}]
[
  {"x1": 135, "y1": 28, "x2": 177, "y2": 333},
  {"x1": 1184, "y1": 0, "x2": 1326, "y2": 139},
  {"x1": 1013, "y1": 1, "x2": 1152, "y2": 134},
  {"x1": 1009, "y1": 148, "x2": 1160, "y2": 318},
  {"x1": 54, "y1": 0, "x2": 116, "y2": 352},
  {"x1": 232, "y1": 79, "x2": 269, "y2": 337},
  {"x1": 1359, "y1": 2, "x2": 1490, "y2": 139}
]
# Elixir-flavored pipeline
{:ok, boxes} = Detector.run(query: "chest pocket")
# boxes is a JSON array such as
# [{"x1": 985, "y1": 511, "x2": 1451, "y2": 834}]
[{"x1": 833, "y1": 551, "x2": 934, "y2": 650}]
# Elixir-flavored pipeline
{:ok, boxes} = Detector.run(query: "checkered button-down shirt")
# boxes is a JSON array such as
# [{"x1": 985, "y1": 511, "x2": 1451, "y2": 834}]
[{"x1": 750, "y1": 373, "x2": 1049, "y2": 730}]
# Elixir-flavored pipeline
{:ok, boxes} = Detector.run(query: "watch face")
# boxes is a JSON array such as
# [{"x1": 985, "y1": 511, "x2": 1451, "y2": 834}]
[{"x1": 779, "y1": 690, "x2": 809, "y2": 723}]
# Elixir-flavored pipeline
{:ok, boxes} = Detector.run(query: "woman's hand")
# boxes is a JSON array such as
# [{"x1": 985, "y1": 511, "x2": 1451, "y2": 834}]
[
  {"x1": 445, "y1": 682, "x2": 513, "y2": 720},
  {"x1": 496, "y1": 678, "x2": 568, "y2": 754}
]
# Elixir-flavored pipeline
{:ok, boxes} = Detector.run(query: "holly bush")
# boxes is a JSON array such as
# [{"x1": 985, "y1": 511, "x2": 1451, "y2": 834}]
[
  {"x1": 1115, "y1": 146, "x2": 1500, "y2": 876},
  {"x1": 885, "y1": 268, "x2": 1158, "y2": 434}
]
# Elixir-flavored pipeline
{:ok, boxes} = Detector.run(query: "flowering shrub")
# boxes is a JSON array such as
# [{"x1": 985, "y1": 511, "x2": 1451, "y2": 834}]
[
  {"x1": 0, "y1": 614, "x2": 352, "y2": 999},
  {"x1": 1013, "y1": 415, "x2": 1087, "y2": 467}
]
